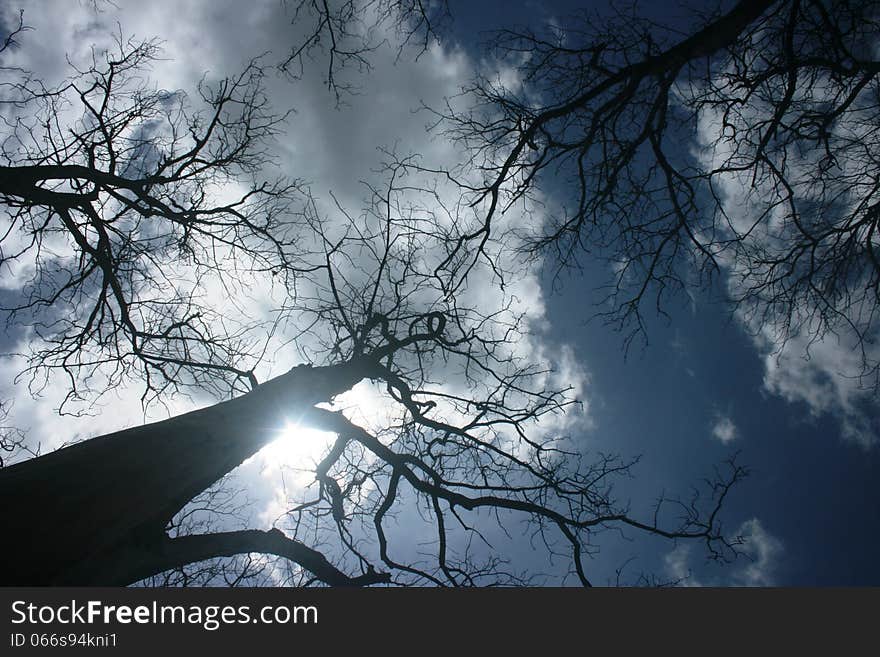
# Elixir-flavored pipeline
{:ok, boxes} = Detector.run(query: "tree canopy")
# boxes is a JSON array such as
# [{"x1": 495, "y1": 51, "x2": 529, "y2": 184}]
[
  {"x1": 433, "y1": 0, "x2": 879, "y2": 385},
  {"x1": 4, "y1": 0, "x2": 873, "y2": 586}
]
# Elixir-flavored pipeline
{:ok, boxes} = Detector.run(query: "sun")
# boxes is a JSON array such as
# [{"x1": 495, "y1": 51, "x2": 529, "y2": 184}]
[
  {"x1": 261, "y1": 421, "x2": 338, "y2": 480},
  {"x1": 255, "y1": 380, "x2": 396, "y2": 485}
]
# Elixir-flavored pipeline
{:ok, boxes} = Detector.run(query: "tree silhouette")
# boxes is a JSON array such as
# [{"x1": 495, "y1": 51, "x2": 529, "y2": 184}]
[
  {"x1": 280, "y1": 0, "x2": 450, "y2": 102},
  {"x1": 432, "y1": 0, "x2": 880, "y2": 385},
  {"x1": 0, "y1": 18, "x2": 746, "y2": 586}
]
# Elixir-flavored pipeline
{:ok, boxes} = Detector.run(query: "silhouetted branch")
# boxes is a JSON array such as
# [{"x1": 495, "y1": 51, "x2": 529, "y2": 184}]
[
  {"x1": 430, "y1": 0, "x2": 880, "y2": 381},
  {"x1": 280, "y1": 0, "x2": 450, "y2": 103}
]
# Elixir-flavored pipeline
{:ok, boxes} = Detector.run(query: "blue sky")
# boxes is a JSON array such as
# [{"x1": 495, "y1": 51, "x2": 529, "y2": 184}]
[
  {"x1": 1, "y1": 0, "x2": 878, "y2": 586},
  {"x1": 545, "y1": 263, "x2": 880, "y2": 584},
  {"x1": 443, "y1": 0, "x2": 880, "y2": 585}
]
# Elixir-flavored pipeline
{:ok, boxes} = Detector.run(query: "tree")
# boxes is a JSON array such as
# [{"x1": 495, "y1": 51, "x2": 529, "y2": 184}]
[
  {"x1": 0, "y1": 15, "x2": 745, "y2": 586},
  {"x1": 432, "y1": 0, "x2": 880, "y2": 386},
  {"x1": 279, "y1": 0, "x2": 450, "y2": 102}
]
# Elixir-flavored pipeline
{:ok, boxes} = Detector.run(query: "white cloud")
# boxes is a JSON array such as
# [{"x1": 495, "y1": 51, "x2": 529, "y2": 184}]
[
  {"x1": 0, "y1": 1, "x2": 592, "y2": 538},
  {"x1": 663, "y1": 517, "x2": 783, "y2": 587},
  {"x1": 731, "y1": 518, "x2": 783, "y2": 587},
  {"x1": 693, "y1": 73, "x2": 880, "y2": 449},
  {"x1": 760, "y1": 330, "x2": 879, "y2": 449},
  {"x1": 663, "y1": 544, "x2": 702, "y2": 587},
  {"x1": 711, "y1": 414, "x2": 738, "y2": 445}
]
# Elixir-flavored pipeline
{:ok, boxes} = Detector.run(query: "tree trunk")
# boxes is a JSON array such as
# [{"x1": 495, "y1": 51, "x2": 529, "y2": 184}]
[{"x1": 0, "y1": 359, "x2": 370, "y2": 585}]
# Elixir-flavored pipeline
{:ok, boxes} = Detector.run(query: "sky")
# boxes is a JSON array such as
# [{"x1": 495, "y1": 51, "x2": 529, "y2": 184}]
[{"x1": 1, "y1": 0, "x2": 878, "y2": 586}]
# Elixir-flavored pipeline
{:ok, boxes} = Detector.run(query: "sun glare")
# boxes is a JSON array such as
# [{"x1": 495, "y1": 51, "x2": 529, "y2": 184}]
[
  {"x1": 261, "y1": 422, "x2": 337, "y2": 476},
  {"x1": 254, "y1": 380, "x2": 396, "y2": 488}
]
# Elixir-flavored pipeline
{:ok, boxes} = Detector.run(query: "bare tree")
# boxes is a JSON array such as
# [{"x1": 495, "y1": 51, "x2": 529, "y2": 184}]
[
  {"x1": 280, "y1": 0, "x2": 450, "y2": 102},
  {"x1": 430, "y1": 0, "x2": 880, "y2": 385},
  {"x1": 0, "y1": 399, "x2": 36, "y2": 468},
  {"x1": 0, "y1": 28, "x2": 745, "y2": 586},
  {"x1": 0, "y1": 33, "x2": 304, "y2": 408},
  {"x1": 132, "y1": 477, "x2": 280, "y2": 587}
]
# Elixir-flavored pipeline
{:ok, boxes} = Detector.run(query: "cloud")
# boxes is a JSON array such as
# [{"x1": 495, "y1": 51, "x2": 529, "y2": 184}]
[
  {"x1": 663, "y1": 517, "x2": 783, "y2": 586},
  {"x1": 663, "y1": 545, "x2": 702, "y2": 587},
  {"x1": 731, "y1": 518, "x2": 783, "y2": 587},
  {"x1": 0, "y1": 0, "x2": 592, "y2": 546},
  {"x1": 759, "y1": 330, "x2": 879, "y2": 449},
  {"x1": 710, "y1": 414, "x2": 737, "y2": 445},
  {"x1": 693, "y1": 73, "x2": 880, "y2": 449}
]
